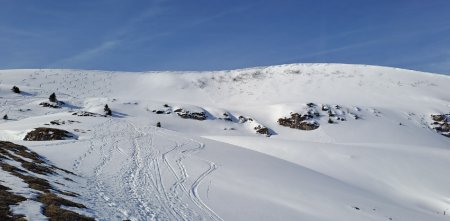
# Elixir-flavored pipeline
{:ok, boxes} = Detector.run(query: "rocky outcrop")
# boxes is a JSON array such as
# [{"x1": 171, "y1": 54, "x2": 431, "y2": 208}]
[
  {"x1": 44, "y1": 119, "x2": 80, "y2": 126},
  {"x1": 177, "y1": 110, "x2": 207, "y2": 121},
  {"x1": 72, "y1": 111, "x2": 106, "y2": 117},
  {"x1": 254, "y1": 125, "x2": 271, "y2": 136},
  {"x1": 278, "y1": 113, "x2": 320, "y2": 130},
  {"x1": 431, "y1": 114, "x2": 450, "y2": 137},
  {"x1": 298, "y1": 121, "x2": 320, "y2": 130},
  {"x1": 23, "y1": 128, "x2": 76, "y2": 141},
  {"x1": 218, "y1": 112, "x2": 232, "y2": 121},
  {"x1": 431, "y1": 114, "x2": 447, "y2": 122},
  {"x1": 39, "y1": 101, "x2": 65, "y2": 109},
  {"x1": 238, "y1": 116, "x2": 252, "y2": 124}
]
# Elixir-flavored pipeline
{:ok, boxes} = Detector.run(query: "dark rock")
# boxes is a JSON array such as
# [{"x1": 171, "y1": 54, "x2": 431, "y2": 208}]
[
  {"x1": 431, "y1": 114, "x2": 446, "y2": 122},
  {"x1": 278, "y1": 113, "x2": 320, "y2": 130},
  {"x1": 298, "y1": 121, "x2": 320, "y2": 130},
  {"x1": 238, "y1": 116, "x2": 247, "y2": 124},
  {"x1": 24, "y1": 128, "x2": 77, "y2": 141},
  {"x1": 278, "y1": 113, "x2": 306, "y2": 127},
  {"x1": 50, "y1": 120, "x2": 64, "y2": 125},
  {"x1": 155, "y1": 110, "x2": 165, "y2": 114},
  {"x1": 72, "y1": 111, "x2": 105, "y2": 117},
  {"x1": 177, "y1": 110, "x2": 207, "y2": 120},
  {"x1": 254, "y1": 125, "x2": 271, "y2": 137},
  {"x1": 431, "y1": 114, "x2": 450, "y2": 138},
  {"x1": 39, "y1": 101, "x2": 64, "y2": 109},
  {"x1": 321, "y1": 105, "x2": 329, "y2": 111},
  {"x1": 306, "y1": 102, "x2": 316, "y2": 107},
  {"x1": 350, "y1": 113, "x2": 360, "y2": 120},
  {"x1": 327, "y1": 110, "x2": 335, "y2": 117},
  {"x1": 219, "y1": 113, "x2": 232, "y2": 121}
]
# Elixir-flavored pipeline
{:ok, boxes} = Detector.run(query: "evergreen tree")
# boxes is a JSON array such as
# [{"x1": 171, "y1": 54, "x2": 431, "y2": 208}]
[
  {"x1": 49, "y1": 93, "x2": 57, "y2": 102},
  {"x1": 11, "y1": 86, "x2": 20, "y2": 93},
  {"x1": 3, "y1": 114, "x2": 8, "y2": 120},
  {"x1": 156, "y1": 122, "x2": 161, "y2": 127},
  {"x1": 104, "y1": 104, "x2": 112, "y2": 116}
]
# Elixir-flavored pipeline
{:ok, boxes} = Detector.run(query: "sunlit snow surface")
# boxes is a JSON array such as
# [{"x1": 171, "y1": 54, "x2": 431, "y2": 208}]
[{"x1": 1, "y1": 63, "x2": 450, "y2": 221}]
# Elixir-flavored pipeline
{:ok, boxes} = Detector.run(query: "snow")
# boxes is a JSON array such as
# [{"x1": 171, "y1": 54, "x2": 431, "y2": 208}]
[
  {"x1": 11, "y1": 200, "x2": 47, "y2": 221},
  {"x1": 0, "y1": 63, "x2": 450, "y2": 220}
]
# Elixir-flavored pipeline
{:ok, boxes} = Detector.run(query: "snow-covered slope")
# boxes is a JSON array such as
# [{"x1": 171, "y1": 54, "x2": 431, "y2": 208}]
[{"x1": 0, "y1": 63, "x2": 449, "y2": 221}]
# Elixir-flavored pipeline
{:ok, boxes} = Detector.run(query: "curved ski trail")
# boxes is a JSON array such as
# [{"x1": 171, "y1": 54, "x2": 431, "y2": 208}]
[{"x1": 72, "y1": 117, "x2": 221, "y2": 221}]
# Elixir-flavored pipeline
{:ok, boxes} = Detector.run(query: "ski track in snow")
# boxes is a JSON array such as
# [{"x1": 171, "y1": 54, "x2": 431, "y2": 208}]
[
  {"x1": 2, "y1": 65, "x2": 450, "y2": 221},
  {"x1": 71, "y1": 114, "x2": 221, "y2": 220},
  {"x1": 21, "y1": 70, "x2": 224, "y2": 220}
]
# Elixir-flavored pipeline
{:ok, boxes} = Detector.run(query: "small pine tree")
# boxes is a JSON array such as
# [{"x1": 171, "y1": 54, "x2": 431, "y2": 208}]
[
  {"x1": 3, "y1": 114, "x2": 8, "y2": 120},
  {"x1": 104, "y1": 104, "x2": 112, "y2": 116},
  {"x1": 49, "y1": 93, "x2": 57, "y2": 102},
  {"x1": 156, "y1": 122, "x2": 161, "y2": 127},
  {"x1": 11, "y1": 86, "x2": 20, "y2": 93},
  {"x1": 328, "y1": 118, "x2": 333, "y2": 124}
]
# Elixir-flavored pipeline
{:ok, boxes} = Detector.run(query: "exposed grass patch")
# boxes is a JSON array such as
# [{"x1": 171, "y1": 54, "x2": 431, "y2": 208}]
[
  {"x1": 0, "y1": 141, "x2": 44, "y2": 163},
  {"x1": 23, "y1": 128, "x2": 76, "y2": 141},
  {"x1": 0, "y1": 161, "x2": 53, "y2": 192},
  {"x1": 0, "y1": 141, "x2": 95, "y2": 220},
  {"x1": 39, "y1": 193, "x2": 94, "y2": 221},
  {"x1": 21, "y1": 161, "x2": 55, "y2": 175},
  {"x1": 0, "y1": 184, "x2": 26, "y2": 221},
  {"x1": 42, "y1": 204, "x2": 94, "y2": 221},
  {"x1": 59, "y1": 191, "x2": 79, "y2": 197},
  {"x1": 17, "y1": 174, "x2": 52, "y2": 193},
  {"x1": 38, "y1": 193, "x2": 85, "y2": 208}
]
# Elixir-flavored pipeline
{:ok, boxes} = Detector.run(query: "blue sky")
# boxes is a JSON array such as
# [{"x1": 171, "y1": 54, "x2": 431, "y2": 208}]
[{"x1": 1, "y1": 0, "x2": 450, "y2": 74}]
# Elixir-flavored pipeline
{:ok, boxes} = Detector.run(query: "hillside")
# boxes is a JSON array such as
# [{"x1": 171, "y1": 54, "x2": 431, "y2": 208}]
[{"x1": 0, "y1": 63, "x2": 449, "y2": 221}]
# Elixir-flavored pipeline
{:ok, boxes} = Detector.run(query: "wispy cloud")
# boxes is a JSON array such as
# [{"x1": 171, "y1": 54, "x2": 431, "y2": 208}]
[
  {"x1": 51, "y1": 2, "x2": 255, "y2": 68},
  {"x1": 287, "y1": 23, "x2": 450, "y2": 63},
  {"x1": 0, "y1": 25, "x2": 42, "y2": 38},
  {"x1": 131, "y1": 3, "x2": 256, "y2": 45},
  {"x1": 50, "y1": 2, "x2": 165, "y2": 67},
  {"x1": 51, "y1": 40, "x2": 119, "y2": 67}
]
